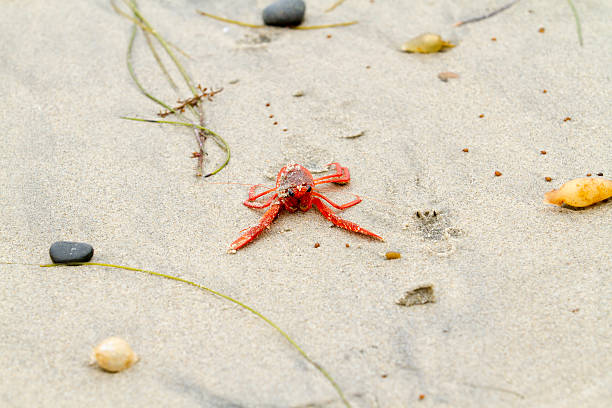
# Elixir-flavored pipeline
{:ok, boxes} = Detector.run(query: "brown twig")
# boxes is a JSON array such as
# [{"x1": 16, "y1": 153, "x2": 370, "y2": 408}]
[
  {"x1": 158, "y1": 85, "x2": 223, "y2": 118},
  {"x1": 454, "y1": 0, "x2": 519, "y2": 27}
]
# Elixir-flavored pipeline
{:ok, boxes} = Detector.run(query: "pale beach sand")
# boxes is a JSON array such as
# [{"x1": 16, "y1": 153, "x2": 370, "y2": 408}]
[{"x1": 1, "y1": 0, "x2": 610, "y2": 407}]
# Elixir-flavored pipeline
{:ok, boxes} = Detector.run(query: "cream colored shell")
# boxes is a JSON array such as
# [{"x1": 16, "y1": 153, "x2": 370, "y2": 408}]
[
  {"x1": 401, "y1": 33, "x2": 455, "y2": 53},
  {"x1": 545, "y1": 177, "x2": 612, "y2": 207},
  {"x1": 92, "y1": 337, "x2": 138, "y2": 372}
]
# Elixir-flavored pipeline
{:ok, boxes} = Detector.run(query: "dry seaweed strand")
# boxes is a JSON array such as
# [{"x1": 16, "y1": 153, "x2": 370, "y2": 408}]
[
  {"x1": 197, "y1": 10, "x2": 357, "y2": 30},
  {"x1": 454, "y1": 0, "x2": 519, "y2": 27},
  {"x1": 566, "y1": 0, "x2": 583, "y2": 46},
  {"x1": 115, "y1": 0, "x2": 230, "y2": 177},
  {"x1": 325, "y1": 0, "x2": 347, "y2": 12},
  {"x1": 110, "y1": 0, "x2": 192, "y2": 59},
  {"x1": 32, "y1": 261, "x2": 351, "y2": 408},
  {"x1": 121, "y1": 117, "x2": 230, "y2": 176}
]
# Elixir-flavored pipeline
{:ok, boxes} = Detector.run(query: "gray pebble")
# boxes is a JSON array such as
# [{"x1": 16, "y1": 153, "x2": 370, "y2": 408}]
[
  {"x1": 49, "y1": 241, "x2": 94, "y2": 264},
  {"x1": 263, "y1": 0, "x2": 305, "y2": 27}
]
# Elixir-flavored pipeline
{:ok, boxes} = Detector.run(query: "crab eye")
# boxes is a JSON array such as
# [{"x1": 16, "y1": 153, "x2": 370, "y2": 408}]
[
  {"x1": 306, "y1": 186, "x2": 312, "y2": 192},
  {"x1": 288, "y1": 189, "x2": 294, "y2": 196}
]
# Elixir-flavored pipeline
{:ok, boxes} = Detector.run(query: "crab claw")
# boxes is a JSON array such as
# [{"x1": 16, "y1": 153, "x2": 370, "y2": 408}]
[{"x1": 229, "y1": 203, "x2": 282, "y2": 251}]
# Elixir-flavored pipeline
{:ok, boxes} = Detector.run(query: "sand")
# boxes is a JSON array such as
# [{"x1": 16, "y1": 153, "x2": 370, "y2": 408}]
[{"x1": 1, "y1": 0, "x2": 610, "y2": 406}]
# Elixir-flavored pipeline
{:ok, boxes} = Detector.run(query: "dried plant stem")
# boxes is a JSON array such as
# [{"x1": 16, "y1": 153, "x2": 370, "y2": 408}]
[
  {"x1": 454, "y1": 0, "x2": 519, "y2": 27},
  {"x1": 143, "y1": 30, "x2": 178, "y2": 91},
  {"x1": 111, "y1": 0, "x2": 191, "y2": 59},
  {"x1": 197, "y1": 10, "x2": 265, "y2": 28},
  {"x1": 325, "y1": 0, "x2": 347, "y2": 13},
  {"x1": 124, "y1": 0, "x2": 198, "y2": 97},
  {"x1": 292, "y1": 21, "x2": 358, "y2": 30},
  {"x1": 121, "y1": 117, "x2": 230, "y2": 178},
  {"x1": 197, "y1": 10, "x2": 357, "y2": 30},
  {"x1": 116, "y1": 0, "x2": 230, "y2": 177},
  {"x1": 566, "y1": 0, "x2": 583, "y2": 46},
  {"x1": 127, "y1": 25, "x2": 175, "y2": 113},
  {"x1": 40, "y1": 262, "x2": 351, "y2": 407}
]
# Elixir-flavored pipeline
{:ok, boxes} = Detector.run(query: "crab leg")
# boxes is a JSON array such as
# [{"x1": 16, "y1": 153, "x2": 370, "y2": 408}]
[
  {"x1": 229, "y1": 203, "x2": 282, "y2": 251},
  {"x1": 314, "y1": 163, "x2": 351, "y2": 185},
  {"x1": 312, "y1": 197, "x2": 383, "y2": 240},
  {"x1": 312, "y1": 192, "x2": 361, "y2": 210},
  {"x1": 244, "y1": 193, "x2": 278, "y2": 209},
  {"x1": 248, "y1": 184, "x2": 277, "y2": 201}
]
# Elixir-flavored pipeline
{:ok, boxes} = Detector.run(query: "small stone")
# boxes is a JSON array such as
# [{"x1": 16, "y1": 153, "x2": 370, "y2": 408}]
[
  {"x1": 437, "y1": 71, "x2": 459, "y2": 82},
  {"x1": 396, "y1": 285, "x2": 436, "y2": 307},
  {"x1": 262, "y1": 0, "x2": 306, "y2": 27},
  {"x1": 385, "y1": 251, "x2": 401, "y2": 260},
  {"x1": 49, "y1": 241, "x2": 94, "y2": 263}
]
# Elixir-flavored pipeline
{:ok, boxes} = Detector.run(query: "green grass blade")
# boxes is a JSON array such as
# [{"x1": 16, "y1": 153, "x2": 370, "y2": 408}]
[{"x1": 40, "y1": 262, "x2": 351, "y2": 407}]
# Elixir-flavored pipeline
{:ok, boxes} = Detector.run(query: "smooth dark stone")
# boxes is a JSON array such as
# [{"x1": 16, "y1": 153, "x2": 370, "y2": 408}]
[
  {"x1": 49, "y1": 241, "x2": 94, "y2": 263},
  {"x1": 262, "y1": 0, "x2": 305, "y2": 27}
]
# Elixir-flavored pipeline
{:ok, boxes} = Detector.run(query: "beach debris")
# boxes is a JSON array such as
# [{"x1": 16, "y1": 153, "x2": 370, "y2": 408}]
[
  {"x1": 339, "y1": 130, "x2": 365, "y2": 139},
  {"x1": 491, "y1": 37, "x2": 497, "y2": 41},
  {"x1": 494, "y1": 171, "x2": 502, "y2": 177},
  {"x1": 228, "y1": 79, "x2": 240, "y2": 84},
  {"x1": 157, "y1": 85, "x2": 223, "y2": 118},
  {"x1": 544, "y1": 177, "x2": 612, "y2": 207},
  {"x1": 479, "y1": 114, "x2": 485, "y2": 118},
  {"x1": 91, "y1": 337, "x2": 138, "y2": 373},
  {"x1": 462, "y1": 148, "x2": 469, "y2": 152},
  {"x1": 263, "y1": 0, "x2": 306, "y2": 27},
  {"x1": 198, "y1": 9, "x2": 357, "y2": 30},
  {"x1": 419, "y1": 394, "x2": 426, "y2": 400},
  {"x1": 385, "y1": 251, "x2": 401, "y2": 260},
  {"x1": 563, "y1": 117, "x2": 571, "y2": 122},
  {"x1": 292, "y1": 90, "x2": 305, "y2": 97},
  {"x1": 396, "y1": 285, "x2": 436, "y2": 307},
  {"x1": 454, "y1": 0, "x2": 519, "y2": 27},
  {"x1": 49, "y1": 241, "x2": 94, "y2": 264},
  {"x1": 545, "y1": 177, "x2": 552, "y2": 182},
  {"x1": 114, "y1": 1, "x2": 230, "y2": 178},
  {"x1": 538, "y1": 27, "x2": 545, "y2": 33},
  {"x1": 229, "y1": 163, "x2": 383, "y2": 251},
  {"x1": 438, "y1": 71, "x2": 459, "y2": 82},
  {"x1": 543, "y1": 89, "x2": 547, "y2": 93},
  {"x1": 567, "y1": 0, "x2": 584, "y2": 46},
  {"x1": 401, "y1": 33, "x2": 454, "y2": 53},
  {"x1": 598, "y1": 172, "x2": 604, "y2": 176},
  {"x1": 325, "y1": 0, "x2": 347, "y2": 12},
  {"x1": 540, "y1": 150, "x2": 547, "y2": 155},
  {"x1": 314, "y1": 242, "x2": 320, "y2": 248}
]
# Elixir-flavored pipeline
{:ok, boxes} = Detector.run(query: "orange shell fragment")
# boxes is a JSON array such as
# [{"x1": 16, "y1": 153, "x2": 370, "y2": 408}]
[{"x1": 544, "y1": 177, "x2": 612, "y2": 207}]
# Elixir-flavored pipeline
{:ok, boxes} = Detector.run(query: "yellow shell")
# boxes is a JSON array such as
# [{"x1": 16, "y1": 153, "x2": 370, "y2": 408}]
[
  {"x1": 401, "y1": 33, "x2": 455, "y2": 53},
  {"x1": 544, "y1": 178, "x2": 612, "y2": 207},
  {"x1": 92, "y1": 337, "x2": 138, "y2": 373}
]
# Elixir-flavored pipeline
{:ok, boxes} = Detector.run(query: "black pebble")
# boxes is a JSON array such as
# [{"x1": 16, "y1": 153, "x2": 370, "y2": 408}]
[
  {"x1": 262, "y1": 0, "x2": 306, "y2": 27},
  {"x1": 49, "y1": 241, "x2": 94, "y2": 264}
]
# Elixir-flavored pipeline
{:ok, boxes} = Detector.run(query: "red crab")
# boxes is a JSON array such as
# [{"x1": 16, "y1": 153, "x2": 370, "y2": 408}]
[{"x1": 229, "y1": 163, "x2": 383, "y2": 251}]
